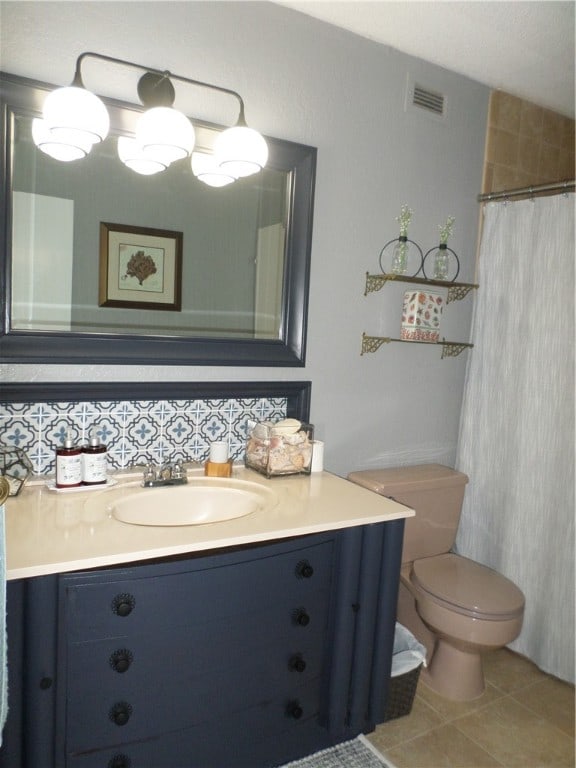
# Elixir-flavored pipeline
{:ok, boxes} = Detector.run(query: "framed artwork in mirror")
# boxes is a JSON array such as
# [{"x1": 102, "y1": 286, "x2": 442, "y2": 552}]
[{"x1": 99, "y1": 222, "x2": 183, "y2": 311}]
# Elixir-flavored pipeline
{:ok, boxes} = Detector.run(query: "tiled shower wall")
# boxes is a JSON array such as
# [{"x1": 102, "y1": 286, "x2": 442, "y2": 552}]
[
  {"x1": 483, "y1": 90, "x2": 575, "y2": 195},
  {"x1": 0, "y1": 396, "x2": 287, "y2": 476}
]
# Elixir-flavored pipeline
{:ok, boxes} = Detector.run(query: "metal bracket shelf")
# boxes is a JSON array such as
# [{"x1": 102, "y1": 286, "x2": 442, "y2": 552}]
[
  {"x1": 364, "y1": 272, "x2": 478, "y2": 304},
  {"x1": 361, "y1": 333, "x2": 473, "y2": 359}
]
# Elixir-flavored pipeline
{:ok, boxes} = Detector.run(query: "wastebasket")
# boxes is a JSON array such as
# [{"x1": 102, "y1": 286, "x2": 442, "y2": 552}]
[{"x1": 383, "y1": 623, "x2": 427, "y2": 721}]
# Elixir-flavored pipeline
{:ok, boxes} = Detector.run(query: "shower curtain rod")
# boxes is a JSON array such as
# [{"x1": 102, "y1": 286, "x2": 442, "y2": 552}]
[{"x1": 477, "y1": 179, "x2": 575, "y2": 202}]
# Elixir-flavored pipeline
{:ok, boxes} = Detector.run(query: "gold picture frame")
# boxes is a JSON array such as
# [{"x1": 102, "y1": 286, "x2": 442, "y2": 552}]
[{"x1": 99, "y1": 222, "x2": 183, "y2": 311}]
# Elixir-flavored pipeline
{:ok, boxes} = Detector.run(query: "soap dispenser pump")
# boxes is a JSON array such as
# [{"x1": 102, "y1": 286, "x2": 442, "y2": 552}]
[
  {"x1": 82, "y1": 432, "x2": 108, "y2": 486},
  {"x1": 55, "y1": 432, "x2": 82, "y2": 488}
]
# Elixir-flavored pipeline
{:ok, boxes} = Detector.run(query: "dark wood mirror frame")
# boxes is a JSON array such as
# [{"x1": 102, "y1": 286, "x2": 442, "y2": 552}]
[{"x1": 0, "y1": 73, "x2": 317, "y2": 367}]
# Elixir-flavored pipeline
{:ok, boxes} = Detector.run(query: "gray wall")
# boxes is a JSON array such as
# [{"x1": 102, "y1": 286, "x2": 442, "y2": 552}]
[{"x1": 0, "y1": 1, "x2": 489, "y2": 477}]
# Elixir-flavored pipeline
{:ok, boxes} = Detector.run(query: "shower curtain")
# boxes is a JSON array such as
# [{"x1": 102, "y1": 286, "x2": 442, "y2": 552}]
[{"x1": 455, "y1": 193, "x2": 575, "y2": 684}]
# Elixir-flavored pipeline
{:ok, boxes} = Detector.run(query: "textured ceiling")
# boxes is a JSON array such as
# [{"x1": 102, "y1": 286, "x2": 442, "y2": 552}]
[{"x1": 275, "y1": 1, "x2": 575, "y2": 118}]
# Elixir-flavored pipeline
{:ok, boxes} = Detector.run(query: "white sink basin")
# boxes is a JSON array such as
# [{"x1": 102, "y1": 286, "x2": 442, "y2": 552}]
[{"x1": 108, "y1": 478, "x2": 277, "y2": 527}]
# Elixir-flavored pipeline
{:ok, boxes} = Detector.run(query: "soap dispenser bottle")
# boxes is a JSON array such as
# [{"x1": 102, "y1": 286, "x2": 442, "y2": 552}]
[
  {"x1": 82, "y1": 432, "x2": 108, "y2": 486},
  {"x1": 55, "y1": 433, "x2": 82, "y2": 489}
]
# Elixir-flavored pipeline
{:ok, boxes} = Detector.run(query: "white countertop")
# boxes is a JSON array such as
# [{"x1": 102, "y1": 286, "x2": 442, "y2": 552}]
[{"x1": 4, "y1": 466, "x2": 414, "y2": 580}]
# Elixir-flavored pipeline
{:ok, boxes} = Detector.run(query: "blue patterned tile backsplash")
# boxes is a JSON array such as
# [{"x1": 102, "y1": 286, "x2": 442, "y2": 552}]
[{"x1": 0, "y1": 397, "x2": 288, "y2": 476}]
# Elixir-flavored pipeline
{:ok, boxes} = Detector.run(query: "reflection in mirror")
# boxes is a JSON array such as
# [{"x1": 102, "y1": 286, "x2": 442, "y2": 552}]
[
  {"x1": 12, "y1": 114, "x2": 288, "y2": 338},
  {"x1": 1, "y1": 73, "x2": 316, "y2": 366}
]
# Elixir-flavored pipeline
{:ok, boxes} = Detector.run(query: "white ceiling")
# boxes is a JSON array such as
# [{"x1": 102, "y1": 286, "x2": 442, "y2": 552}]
[{"x1": 275, "y1": 1, "x2": 575, "y2": 118}]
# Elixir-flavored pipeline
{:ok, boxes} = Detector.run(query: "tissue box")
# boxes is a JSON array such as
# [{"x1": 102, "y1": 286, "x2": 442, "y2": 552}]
[
  {"x1": 245, "y1": 420, "x2": 314, "y2": 477},
  {"x1": 401, "y1": 289, "x2": 444, "y2": 343}
]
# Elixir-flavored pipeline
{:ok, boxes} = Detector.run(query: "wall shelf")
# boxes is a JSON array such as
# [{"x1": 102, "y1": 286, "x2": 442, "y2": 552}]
[
  {"x1": 361, "y1": 333, "x2": 473, "y2": 359},
  {"x1": 364, "y1": 272, "x2": 478, "y2": 304}
]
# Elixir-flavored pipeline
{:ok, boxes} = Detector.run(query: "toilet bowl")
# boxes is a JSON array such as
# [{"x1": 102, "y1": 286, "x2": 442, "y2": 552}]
[
  {"x1": 406, "y1": 553, "x2": 524, "y2": 700},
  {"x1": 347, "y1": 464, "x2": 525, "y2": 701}
]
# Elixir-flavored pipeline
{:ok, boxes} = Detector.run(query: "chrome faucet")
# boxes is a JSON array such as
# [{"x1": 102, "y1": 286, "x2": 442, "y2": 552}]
[{"x1": 142, "y1": 461, "x2": 188, "y2": 488}]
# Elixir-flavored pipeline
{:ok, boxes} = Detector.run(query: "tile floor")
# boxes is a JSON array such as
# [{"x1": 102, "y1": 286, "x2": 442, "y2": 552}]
[{"x1": 368, "y1": 648, "x2": 575, "y2": 768}]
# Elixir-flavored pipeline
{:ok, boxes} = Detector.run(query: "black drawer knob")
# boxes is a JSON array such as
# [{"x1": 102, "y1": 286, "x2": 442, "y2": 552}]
[
  {"x1": 108, "y1": 755, "x2": 131, "y2": 768},
  {"x1": 293, "y1": 608, "x2": 310, "y2": 627},
  {"x1": 111, "y1": 593, "x2": 135, "y2": 617},
  {"x1": 109, "y1": 649, "x2": 133, "y2": 674},
  {"x1": 286, "y1": 700, "x2": 303, "y2": 719},
  {"x1": 109, "y1": 701, "x2": 132, "y2": 726},
  {"x1": 288, "y1": 654, "x2": 307, "y2": 673},
  {"x1": 295, "y1": 560, "x2": 314, "y2": 579},
  {"x1": 39, "y1": 677, "x2": 53, "y2": 690}
]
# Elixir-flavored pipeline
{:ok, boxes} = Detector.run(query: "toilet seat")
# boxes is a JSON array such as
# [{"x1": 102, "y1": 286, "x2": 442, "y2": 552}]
[{"x1": 411, "y1": 553, "x2": 525, "y2": 620}]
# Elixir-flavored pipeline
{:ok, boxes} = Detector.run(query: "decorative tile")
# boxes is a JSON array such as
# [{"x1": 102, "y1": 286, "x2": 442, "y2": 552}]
[
  {"x1": 0, "y1": 397, "x2": 287, "y2": 475},
  {"x1": 89, "y1": 420, "x2": 120, "y2": 447},
  {"x1": 164, "y1": 414, "x2": 194, "y2": 447},
  {"x1": 1, "y1": 418, "x2": 37, "y2": 451},
  {"x1": 149, "y1": 400, "x2": 176, "y2": 422},
  {"x1": 108, "y1": 436, "x2": 138, "y2": 469},
  {"x1": 113, "y1": 401, "x2": 141, "y2": 428},
  {"x1": 128, "y1": 417, "x2": 161, "y2": 449},
  {"x1": 148, "y1": 436, "x2": 174, "y2": 466},
  {"x1": 198, "y1": 413, "x2": 228, "y2": 443},
  {"x1": 27, "y1": 442, "x2": 55, "y2": 476}
]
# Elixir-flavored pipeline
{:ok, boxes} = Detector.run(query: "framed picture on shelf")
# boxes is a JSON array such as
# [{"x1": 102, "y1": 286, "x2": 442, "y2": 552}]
[{"x1": 99, "y1": 222, "x2": 183, "y2": 311}]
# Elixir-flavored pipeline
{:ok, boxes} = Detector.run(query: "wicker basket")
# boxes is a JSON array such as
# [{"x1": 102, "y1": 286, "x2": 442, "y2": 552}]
[{"x1": 383, "y1": 663, "x2": 422, "y2": 721}]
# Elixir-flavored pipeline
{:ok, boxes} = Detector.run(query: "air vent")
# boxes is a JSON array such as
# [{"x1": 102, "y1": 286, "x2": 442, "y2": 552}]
[{"x1": 412, "y1": 83, "x2": 445, "y2": 116}]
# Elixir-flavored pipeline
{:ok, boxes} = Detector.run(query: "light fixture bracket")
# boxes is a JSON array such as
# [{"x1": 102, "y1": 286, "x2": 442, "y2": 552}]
[
  {"x1": 73, "y1": 51, "x2": 247, "y2": 123},
  {"x1": 137, "y1": 72, "x2": 176, "y2": 108}
]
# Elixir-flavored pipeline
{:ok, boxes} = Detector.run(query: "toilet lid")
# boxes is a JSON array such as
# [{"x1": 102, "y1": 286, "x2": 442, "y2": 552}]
[{"x1": 412, "y1": 554, "x2": 525, "y2": 618}]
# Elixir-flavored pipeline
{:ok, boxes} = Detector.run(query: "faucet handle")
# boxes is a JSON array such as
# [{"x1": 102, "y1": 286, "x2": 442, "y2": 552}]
[
  {"x1": 143, "y1": 464, "x2": 156, "y2": 483},
  {"x1": 171, "y1": 461, "x2": 186, "y2": 481}
]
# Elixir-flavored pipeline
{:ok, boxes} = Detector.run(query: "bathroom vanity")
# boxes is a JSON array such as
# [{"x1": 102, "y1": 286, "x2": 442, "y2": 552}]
[{"x1": 0, "y1": 468, "x2": 412, "y2": 768}]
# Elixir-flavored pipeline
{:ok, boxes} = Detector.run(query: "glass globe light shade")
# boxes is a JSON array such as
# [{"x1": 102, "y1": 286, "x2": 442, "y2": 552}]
[
  {"x1": 191, "y1": 151, "x2": 235, "y2": 187},
  {"x1": 117, "y1": 136, "x2": 166, "y2": 175},
  {"x1": 214, "y1": 125, "x2": 268, "y2": 178},
  {"x1": 42, "y1": 86, "x2": 110, "y2": 148},
  {"x1": 136, "y1": 107, "x2": 195, "y2": 167},
  {"x1": 32, "y1": 118, "x2": 91, "y2": 161}
]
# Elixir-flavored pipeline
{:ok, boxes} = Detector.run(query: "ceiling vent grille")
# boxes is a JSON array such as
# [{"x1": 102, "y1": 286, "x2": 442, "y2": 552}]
[{"x1": 411, "y1": 83, "x2": 446, "y2": 117}]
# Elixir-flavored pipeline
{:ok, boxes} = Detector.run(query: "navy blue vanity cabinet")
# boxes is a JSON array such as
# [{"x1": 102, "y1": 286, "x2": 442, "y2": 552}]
[
  {"x1": 60, "y1": 538, "x2": 335, "y2": 764},
  {"x1": 0, "y1": 519, "x2": 405, "y2": 768}
]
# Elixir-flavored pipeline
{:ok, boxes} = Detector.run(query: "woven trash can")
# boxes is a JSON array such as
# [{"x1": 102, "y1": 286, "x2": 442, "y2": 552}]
[{"x1": 383, "y1": 623, "x2": 427, "y2": 721}]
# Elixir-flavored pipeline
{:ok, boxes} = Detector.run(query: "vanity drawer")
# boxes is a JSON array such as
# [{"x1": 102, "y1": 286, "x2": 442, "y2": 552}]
[
  {"x1": 65, "y1": 594, "x2": 330, "y2": 751},
  {"x1": 62, "y1": 540, "x2": 334, "y2": 642},
  {"x1": 65, "y1": 679, "x2": 323, "y2": 768}
]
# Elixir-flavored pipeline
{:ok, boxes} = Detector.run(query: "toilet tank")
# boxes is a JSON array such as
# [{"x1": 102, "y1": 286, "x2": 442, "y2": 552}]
[{"x1": 347, "y1": 464, "x2": 469, "y2": 564}]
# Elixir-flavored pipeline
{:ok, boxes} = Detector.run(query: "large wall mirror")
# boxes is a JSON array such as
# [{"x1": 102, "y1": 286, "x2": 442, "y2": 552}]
[{"x1": 0, "y1": 73, "x2": 316, "y2": 365}]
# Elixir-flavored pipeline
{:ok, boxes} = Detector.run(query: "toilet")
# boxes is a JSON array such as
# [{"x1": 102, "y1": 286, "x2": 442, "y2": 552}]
[{"x1": 347, "y1": 463, "x2": 525, "y2": 701}]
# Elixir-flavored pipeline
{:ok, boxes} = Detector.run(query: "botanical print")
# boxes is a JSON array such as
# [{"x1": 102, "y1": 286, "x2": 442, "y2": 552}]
[{"x1": 118, "y1": 244, "x2": 165, "y2": 292}]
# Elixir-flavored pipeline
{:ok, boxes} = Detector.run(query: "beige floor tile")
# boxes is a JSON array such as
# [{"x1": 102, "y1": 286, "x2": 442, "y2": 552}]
[
  {"x1": 417, "y1": 680, "x2": 505, "y2": 723},
  {"x1": 385, "y1": 723, "x2": 504, "y2": 768},
  {"x1": 511, "y1": 676, "x2": 575, "y2": 738},
  {"x1": 368, "y1": 697, "x2": 443, "y2": 752},
  {"x1": 454, "y1": 696, "x2": 575, "y2": 767},
  {"x1": 482, "y1": 649, "x2": 546, "y2": 694}
]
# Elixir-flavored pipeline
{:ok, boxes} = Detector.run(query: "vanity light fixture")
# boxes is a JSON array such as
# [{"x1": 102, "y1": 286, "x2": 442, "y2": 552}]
[
  {"x1": 214, "y1": 107, "x2": 269, "y2": 178},
  {"x1": 191, "y1": 151, "x2": 235, "y2": 187},
  {"x1": 33, "y1": 51, "x2": 268, "y2": 184},
  {"x1": 32, "y1": 117, "x2": 93, "y2": 161},
  {"x1": 117, "y1": 136, "x2": 166, "y2": 176}
]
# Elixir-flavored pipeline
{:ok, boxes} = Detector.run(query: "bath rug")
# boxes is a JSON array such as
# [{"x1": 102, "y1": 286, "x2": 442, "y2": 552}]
[{"x1": 276, "y1": 735, "x2": 395, "y2": 768}]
